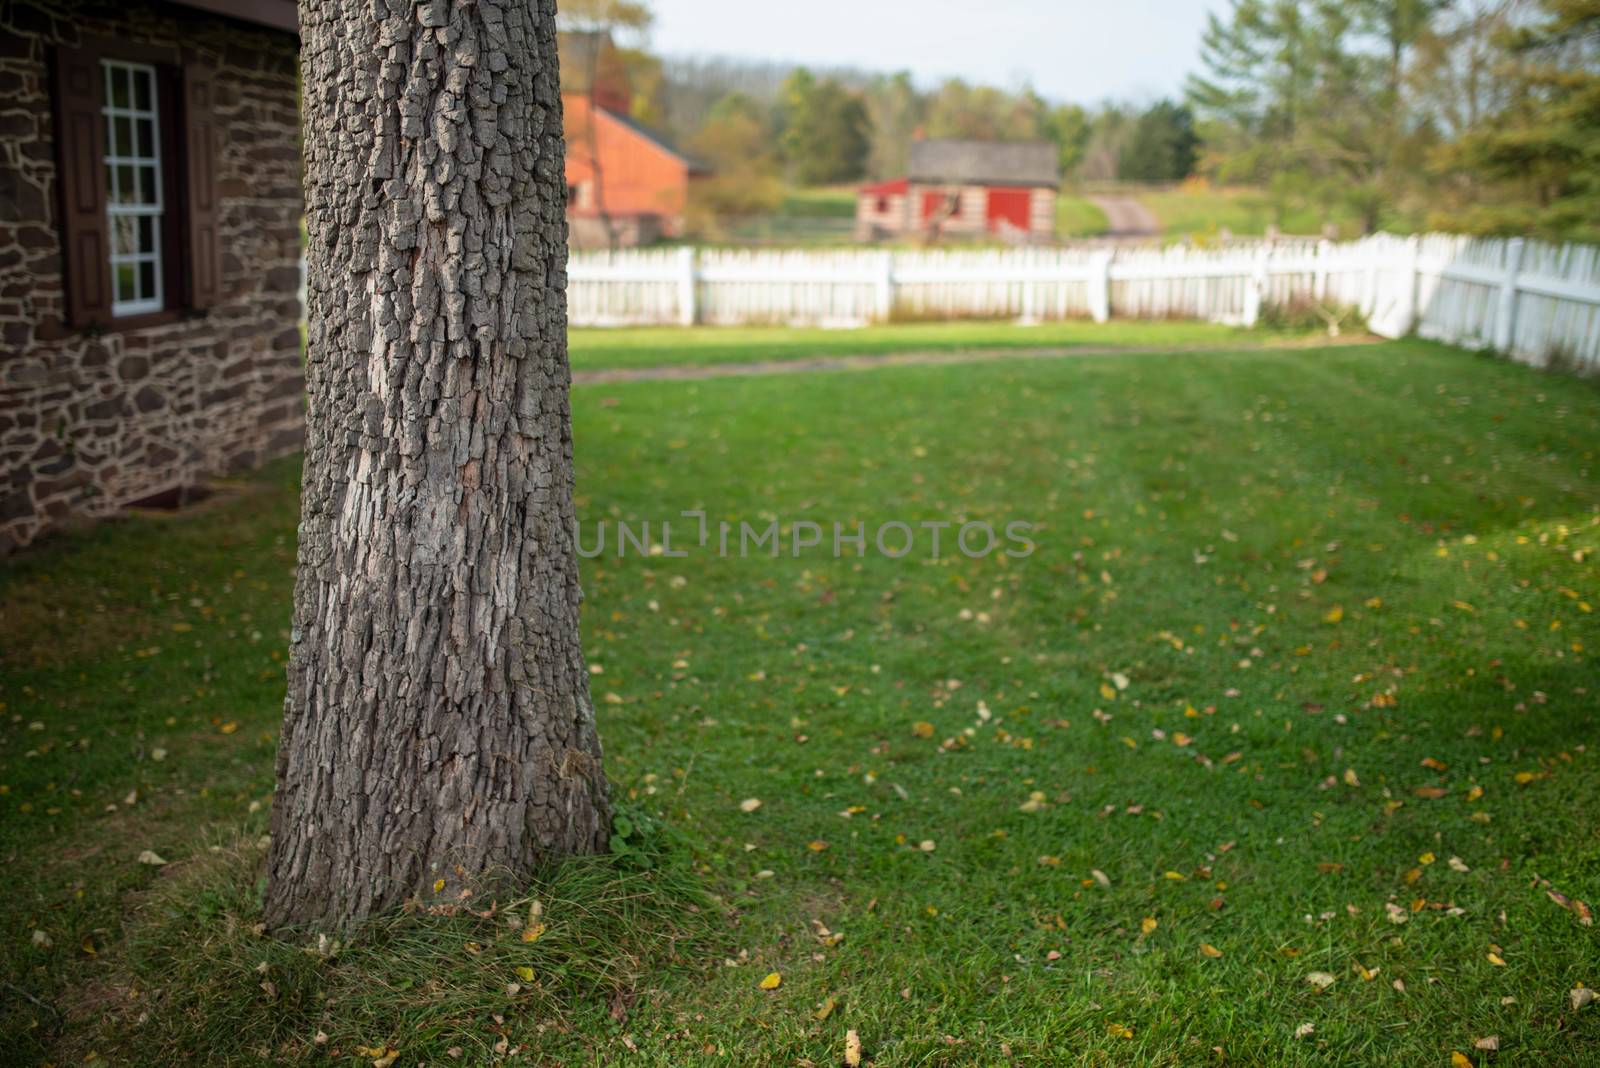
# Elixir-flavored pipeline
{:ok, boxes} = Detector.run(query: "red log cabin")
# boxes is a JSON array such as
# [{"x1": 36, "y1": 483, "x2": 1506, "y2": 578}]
[
  {"x1": 856, "y1": 140, "x2": 1059, "y2": 244},
  {"x1": 560, "y1": 32, "x2": 706, "y2": 247}
]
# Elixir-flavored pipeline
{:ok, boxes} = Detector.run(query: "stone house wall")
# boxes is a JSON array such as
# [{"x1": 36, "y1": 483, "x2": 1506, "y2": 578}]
[{"x1": 0, "y1": 0, "x2": 303, "y2": 552}]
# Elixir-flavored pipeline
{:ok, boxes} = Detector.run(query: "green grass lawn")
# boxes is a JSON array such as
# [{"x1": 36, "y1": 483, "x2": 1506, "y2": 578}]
[
  {"x1": 1055, "y1": 194, "x2": 1110, "y2": 238},
  {"x1": 5, "y1": 337, "x2": 1600, "y2": 1066},
  {"x1": 777, "y1": 186, "x2": 860, "y2": 220},
  {"x1": 1134, "y1": 186, "x2": 1360, "y2": 241},
  {"x1": 570, "y1": 319, "x2": 1300, "y2": 372}
]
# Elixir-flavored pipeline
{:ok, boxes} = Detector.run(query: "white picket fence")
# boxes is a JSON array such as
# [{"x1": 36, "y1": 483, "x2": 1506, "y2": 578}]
[{"x1": 567, "y1": 234, "x2": 1600, "y2": 371}]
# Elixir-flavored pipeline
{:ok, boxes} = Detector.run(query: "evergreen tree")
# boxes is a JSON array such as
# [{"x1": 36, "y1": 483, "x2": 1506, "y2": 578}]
[{"x1": 1119, "y1": 100, "x2": 1200, "y2": 181}]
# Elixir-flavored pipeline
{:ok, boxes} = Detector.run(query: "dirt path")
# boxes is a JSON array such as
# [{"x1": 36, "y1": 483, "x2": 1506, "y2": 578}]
[
  {"x1": 1088, "y1": 195, "x2": 1162, "y2": 240},
  {"x1": 572, "y1": 334, "x2": 1379, "y2": 386}
]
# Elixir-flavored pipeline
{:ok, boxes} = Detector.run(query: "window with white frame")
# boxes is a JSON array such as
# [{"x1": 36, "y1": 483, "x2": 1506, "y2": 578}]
[{"x1": 102, "y1": 60, "x2": 164, "y2": 316}]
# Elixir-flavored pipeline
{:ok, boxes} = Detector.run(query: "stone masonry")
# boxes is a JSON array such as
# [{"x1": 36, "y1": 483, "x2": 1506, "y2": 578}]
[{"x1": 0, "y1": 0, "x2": 304, "y2": 552}]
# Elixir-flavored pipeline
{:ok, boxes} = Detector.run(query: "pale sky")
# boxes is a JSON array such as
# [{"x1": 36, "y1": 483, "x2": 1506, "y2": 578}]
[{"x1": 645, "y1": 0, "x2": 1223, "y2": 104}]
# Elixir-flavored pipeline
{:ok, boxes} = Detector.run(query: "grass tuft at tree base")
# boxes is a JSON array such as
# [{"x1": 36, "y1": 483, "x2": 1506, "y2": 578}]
[{"x1": 67, "y1": 815, "x2": 715, "y2": 1066}]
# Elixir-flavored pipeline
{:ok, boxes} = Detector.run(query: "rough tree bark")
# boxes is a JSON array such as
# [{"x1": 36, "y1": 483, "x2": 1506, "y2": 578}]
[{"x1": 265, "y1": 0, "x2": 609, "y2": 933}]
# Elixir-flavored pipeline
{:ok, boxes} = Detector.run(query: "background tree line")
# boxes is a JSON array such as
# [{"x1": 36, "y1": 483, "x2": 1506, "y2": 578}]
[
  {"x1": 582, "y1": 0, "x2": 1597, "y2": 239},
  {"x1": 1188, "y1": 0, "x2": 1599, "y2": 239}
]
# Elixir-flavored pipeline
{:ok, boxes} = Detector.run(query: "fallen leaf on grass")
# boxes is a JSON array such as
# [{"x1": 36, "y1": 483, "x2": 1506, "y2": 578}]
[
  {"x1": 814, "y1": 996, "x2": 836, "y2": 1021},
  {"x1": 759, "y1": 971, "x2": 781, "y2": 990},
  {"x1": 1294, "y1": 1023, "x2": 1315, "y2": 1039},
  {"x1": 1486, "y1": 951, "x2": 1506, "y2": 966},
  {"x1": 1106, "y1": 1023, "x2": 1134, "y2": 1039},
  {"x1": 356, "y1": 1046, "x2": 399, "y2": 1068},
  {"x1": 1200, "y1": 943, "x2": 1223, "y2": 958},
  {"x1": 1474, "y1": 1036, "x2": 1499, "y2": 1052},
  {"x1": 1451, "y1": 1053, "x2": 1472, "y2": 1068},
  {"x1": 522, "y1": 899, "x2": 546, "y2": 942},
  {"x1": 136, "y1": 850, "x2": 168, "y2": 866},
  {"x1": 1306, "y1": 971, "x2": 1337, "y2": 990},
  {"x1": 1547, "y1": 889, "x2": 1594, "y2": 926},
  {"x1": 739, "y1": 798, "x2": 762, "y2": 813},
  {"x1": 844, "y1": 1029, "x2": 862, "y2": 1066},
  {"x1": 1571, "y1": 986, "x2": 1594, "y2": 1011},
  {"x1": 1140, "y1": 917, "x2": 1158, "y2": 935},
  {"x1": 1091, "y1": 869, "x2": 1111, "y2": 889},
  {"x1": 911, "y1": 721, "x2": 935, "y2": 739}
]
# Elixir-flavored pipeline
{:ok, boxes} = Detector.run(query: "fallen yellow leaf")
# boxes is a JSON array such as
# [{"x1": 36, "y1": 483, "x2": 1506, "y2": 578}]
[
  {"x1": 759, "y1": 971, "x2": 782, "y2": 990},
  {"x1": 1200, "y1": 943, "x2": 1223, "y2": 958},
  {"x1": 521, "y1": 899, "x2": 545, "y2": 942}
]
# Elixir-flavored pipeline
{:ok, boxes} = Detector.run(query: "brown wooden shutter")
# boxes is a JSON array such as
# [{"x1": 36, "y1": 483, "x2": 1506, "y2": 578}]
[
  {"x1": 51, "y1": 44, "x2": 111, "y2": 327},
  {"x1": 181, "y1": 63, "x2": 220, "y2": 310}
]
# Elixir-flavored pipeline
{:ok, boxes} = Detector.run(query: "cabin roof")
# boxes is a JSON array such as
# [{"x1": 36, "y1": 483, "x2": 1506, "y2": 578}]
[{"x1": 908, "y1": 140, "x2": 1059, "y2": 188}]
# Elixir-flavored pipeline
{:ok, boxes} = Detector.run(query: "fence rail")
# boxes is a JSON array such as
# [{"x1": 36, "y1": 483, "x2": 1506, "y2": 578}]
[{"x1": 567, "y1": 234, "x2": 1600, "y2": 371}]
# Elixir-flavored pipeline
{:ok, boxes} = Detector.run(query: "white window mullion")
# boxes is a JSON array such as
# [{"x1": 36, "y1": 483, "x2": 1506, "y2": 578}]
[{"x1": 103, "y1": 59, "x2": 164, "y2": 316}]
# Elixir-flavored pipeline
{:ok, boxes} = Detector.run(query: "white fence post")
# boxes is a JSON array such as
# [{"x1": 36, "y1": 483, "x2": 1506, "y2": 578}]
[
  {"x1": 1243, "y1": 246, "x2": 1268, "y2": 327},
  {"x1": 875, "y1": 251, "x2": 895, "y2": 323},
  {"x1": 1314, "y1": 239, "x2": 1331, "y2": 303},
  {"x1": 1493, "y1": 237, "x2": 1525, "y2": 354},
  {"x1": 677, "y1": 246, "x2": 697, "y2": 327},
  {"x1": 1395, "y1": 234, "x2": 1421, "y2": 336},
  {"x1": 1361, "y1": 242, "x2": 1379, "y2": 320},
  {"x1": 1088, "y1": 249, "x2": 1112, "y2": 323},
  {"x1": 1018, "y1": 253, "x2": 1039, "y2": 325}
]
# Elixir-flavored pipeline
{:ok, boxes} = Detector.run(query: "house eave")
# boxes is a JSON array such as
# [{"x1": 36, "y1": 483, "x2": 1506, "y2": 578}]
[{"x1": 164, "y1": 0, "x2": 298, "y2": 34}]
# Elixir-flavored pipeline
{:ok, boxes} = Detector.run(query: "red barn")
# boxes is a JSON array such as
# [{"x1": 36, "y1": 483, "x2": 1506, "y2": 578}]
[
  {"x1": 857, "y1": 140, "x2": 1059, "y2": 243},
  {"x1": 560, "y1": 33, "x2": 706, "y2": 247}
]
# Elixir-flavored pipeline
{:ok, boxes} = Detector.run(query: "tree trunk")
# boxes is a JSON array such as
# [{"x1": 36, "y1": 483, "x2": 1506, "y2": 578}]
[{"x1": 265, "y1": 0, "x2": 609, "y2": 933}]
